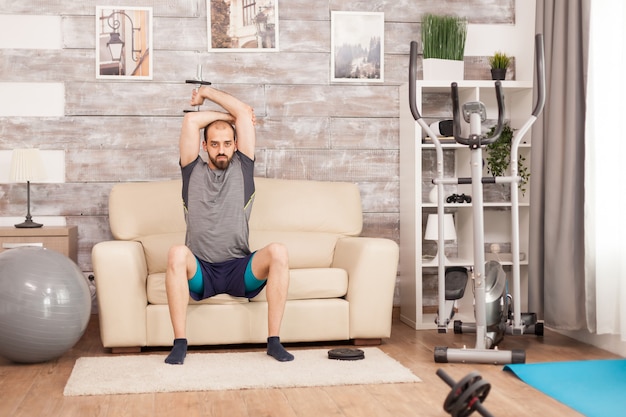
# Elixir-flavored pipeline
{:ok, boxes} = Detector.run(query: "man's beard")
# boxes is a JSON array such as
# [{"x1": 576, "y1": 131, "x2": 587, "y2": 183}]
[{"x1": 209, "y1": 154, "x2": 231, "y2": 170}]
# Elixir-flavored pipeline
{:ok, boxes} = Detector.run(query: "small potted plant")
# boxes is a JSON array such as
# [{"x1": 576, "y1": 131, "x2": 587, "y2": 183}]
[
  {"x1": 485, "y1": 123, "x2": 529, "y2": 194},
  {"x1": 488, "y1": 51, "x2": 511, "y2": 80}
]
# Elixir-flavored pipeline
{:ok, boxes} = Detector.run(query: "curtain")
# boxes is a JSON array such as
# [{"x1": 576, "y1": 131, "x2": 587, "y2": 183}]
[
  {"x1": 529, "y1": 1, "x2": 589, "y2": 330},
  {"x1": 585, "y1": 1, "x2": 626, "y2": 339}
]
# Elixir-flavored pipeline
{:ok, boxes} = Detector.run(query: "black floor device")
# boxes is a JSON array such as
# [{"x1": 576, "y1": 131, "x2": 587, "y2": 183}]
[{"x1": 327, "y1": 348, "x2": 365, "y2": 361}]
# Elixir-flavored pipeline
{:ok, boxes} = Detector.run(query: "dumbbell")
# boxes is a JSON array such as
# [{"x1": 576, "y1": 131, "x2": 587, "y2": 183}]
[
  {"x1": 184, "y1": 65, "x2": 212, "y2": 113},
  {"x1": 446, "y1": 193, "x2": 472, "y2": 204},
  {"x1": 437, "y1": 368, "x2": 494, "y2": 417}
]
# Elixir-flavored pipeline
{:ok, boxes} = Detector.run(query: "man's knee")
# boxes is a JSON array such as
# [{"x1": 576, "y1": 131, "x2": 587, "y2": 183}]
[
  {"x1": 168, "y1": 245, "x2": 191, "y2": 270},
  {"x1": 267, "y1": 242, "x2": 288, "y2": 266}
]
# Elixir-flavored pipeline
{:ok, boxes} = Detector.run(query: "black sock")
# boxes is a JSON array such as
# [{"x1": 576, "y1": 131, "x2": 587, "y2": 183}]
[
  {"x1": 165, "y1": 338, "x2": 188, "y2": 364},
  {"x1": 267, "y1": 336, "x2": 294, "y2": 362}
]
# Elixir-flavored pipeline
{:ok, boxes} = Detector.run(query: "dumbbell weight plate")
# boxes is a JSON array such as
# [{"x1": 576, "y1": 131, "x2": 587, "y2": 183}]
[
  {"x1": 443, "y1": 371, "x2": 483, "y2": 414},
  {"x1": 449, "y1": 379, "x2": 491, "y2": 417}
]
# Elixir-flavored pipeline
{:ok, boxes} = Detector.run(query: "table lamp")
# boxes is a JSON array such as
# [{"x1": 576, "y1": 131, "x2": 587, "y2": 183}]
[
  {"x1": 10, "y1": 148, "x2": 47, "y2": 228},
  {"x1": 424, "y1": 213, "x2": 457, "y2": 266}
]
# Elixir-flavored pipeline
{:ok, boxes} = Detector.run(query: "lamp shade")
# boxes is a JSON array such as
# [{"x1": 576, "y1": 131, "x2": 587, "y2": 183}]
[
  {"x1": 424, "y1": 213, "x2": 457, "y2": 241},
  {"x1": 9, "y1": 148, "x2": 46, "y2": 182}
]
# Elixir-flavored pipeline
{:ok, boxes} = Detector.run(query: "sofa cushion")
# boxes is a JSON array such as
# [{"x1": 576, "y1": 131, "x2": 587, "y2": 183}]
[
  {"x1": 147, "y1": 273, "x2": 249, "y2": 305},
  {"x1": 146, "y1": 268, "x2": 348, "y2": 305},
  {"x1": 138, "y1": 232, "x2": 185, "y2": 274},
  {"x1": 249, "y1": 230, "x2": 339, "y2": 269},
  {"x1": 251, "y1": 268, "x2": 348, "y2": 302}
]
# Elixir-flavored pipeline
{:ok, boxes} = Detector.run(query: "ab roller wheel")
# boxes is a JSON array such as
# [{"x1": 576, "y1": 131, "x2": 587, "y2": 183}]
[{"x1": 437, "y1": 369, "x2": 494, "y2": 417}]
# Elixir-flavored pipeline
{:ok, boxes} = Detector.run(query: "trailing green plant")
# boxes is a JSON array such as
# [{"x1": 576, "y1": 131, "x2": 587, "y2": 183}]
[
  {"x1": 421, "y1": 14, "x2": 467, "y2": 61},
  {"x1": 488, "y1": 51, "x2": 511, "y2": 70},
  {"x1": 485, "y1": 123, "x2": 530, "y2": 194}
]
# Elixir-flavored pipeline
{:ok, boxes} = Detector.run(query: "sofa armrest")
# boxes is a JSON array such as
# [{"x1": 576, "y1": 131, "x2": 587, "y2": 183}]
[
  {"x1": 332, "y1": 237, "x2": 399, "y2": 339},
  {"x1": 92, "y1": 240, "x2": 149, "y2": 348}
]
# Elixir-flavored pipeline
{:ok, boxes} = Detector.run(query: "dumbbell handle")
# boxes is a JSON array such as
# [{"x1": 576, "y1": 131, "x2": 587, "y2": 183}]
[
  {"x1": 183, "y1": 80, "x2": 213, "y2": 112},
  {"x1": 436, "y1": 369, "x2": 495, "y2": 417},
  {"x1": 185, "y1": 80, "x2": 212, "y2": 86}
]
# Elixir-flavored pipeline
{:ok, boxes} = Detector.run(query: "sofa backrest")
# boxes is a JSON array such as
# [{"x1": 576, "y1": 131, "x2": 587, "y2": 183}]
[
  {"x1": 108, "y1": 179, "x2": 186, "y2": 241},
  {"x1": 250, "y1": 177, "x2": 362, "y2": 268},
  {"x1": 250, "y1": 177, "x2": 362, "y2": 235},
  {"x1": 107, "y1": 177, "x2": 363, "y2": 271}
]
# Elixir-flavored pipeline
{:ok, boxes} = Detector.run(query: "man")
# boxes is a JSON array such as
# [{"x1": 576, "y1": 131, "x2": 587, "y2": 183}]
[{"x1": 164, "y1": 85, "x2": 293, "y2": 365}]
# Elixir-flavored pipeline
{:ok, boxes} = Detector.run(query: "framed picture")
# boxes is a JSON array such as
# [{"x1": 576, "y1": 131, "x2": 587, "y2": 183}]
[
  {"x1": 331, "y1": 11, "x2": 384, "y2": 83},
  {"x1": 207, "y1": 0, "x2": 279, "y2": 51},
  {"x1": 96, "y1": 6, "x2": 153, "y2": 80}
]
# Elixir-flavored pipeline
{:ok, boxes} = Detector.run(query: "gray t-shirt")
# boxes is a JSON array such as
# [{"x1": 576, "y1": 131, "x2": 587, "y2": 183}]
[{"x1": 181, "y1": 151, "x2": 255, "y2": 263}]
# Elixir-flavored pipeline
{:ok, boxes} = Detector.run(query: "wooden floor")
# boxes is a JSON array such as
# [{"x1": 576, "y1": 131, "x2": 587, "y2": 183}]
[{"x1": 0, "y1": 311, "x2": 619, "y2": 417}]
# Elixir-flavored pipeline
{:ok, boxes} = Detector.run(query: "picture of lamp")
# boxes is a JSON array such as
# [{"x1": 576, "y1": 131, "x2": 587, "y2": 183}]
[{"x1": 10, "y1": 148, "x2": 47, "y2": 228}]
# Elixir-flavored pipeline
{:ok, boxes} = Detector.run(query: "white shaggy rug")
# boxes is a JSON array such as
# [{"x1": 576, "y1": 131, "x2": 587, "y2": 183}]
[{"x1": 63, "y1": 347, "x2": 420, "y2": 396}]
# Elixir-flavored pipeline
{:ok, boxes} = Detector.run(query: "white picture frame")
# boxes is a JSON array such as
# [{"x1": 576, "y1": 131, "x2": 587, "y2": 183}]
[
  {"x1": 331, "y1": 11, "x2": 384, "y2": 83},
  {"x1": 207, "y1": 0, "x2": 279, "y2": 52},
  {"x1": 96, "y1": 6, "x2": 153, "y2": 80}
]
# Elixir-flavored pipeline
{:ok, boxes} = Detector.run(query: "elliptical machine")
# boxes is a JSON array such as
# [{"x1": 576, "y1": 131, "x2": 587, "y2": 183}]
[{"x1": 407, "y1": 34, "x2": 546, "y2": 365}]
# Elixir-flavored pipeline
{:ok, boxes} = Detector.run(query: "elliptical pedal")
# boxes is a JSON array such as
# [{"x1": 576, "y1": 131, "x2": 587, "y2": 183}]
[
  {"x1": 437, "y1": 267, "x2": 469, "y2": 327},
  {"x1": 445, "y1": 266, "x2": 469, "y2": 300}
]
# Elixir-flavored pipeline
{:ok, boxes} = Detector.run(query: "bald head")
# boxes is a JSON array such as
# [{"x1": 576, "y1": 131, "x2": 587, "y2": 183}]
[{"x1": 204, "y1": 120, "x2": 236, "y2": 143}]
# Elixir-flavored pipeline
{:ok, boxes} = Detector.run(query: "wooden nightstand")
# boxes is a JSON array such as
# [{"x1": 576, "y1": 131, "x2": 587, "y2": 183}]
[{"x1": 0, "y1": 226, "x2": 78, "y2": 263}]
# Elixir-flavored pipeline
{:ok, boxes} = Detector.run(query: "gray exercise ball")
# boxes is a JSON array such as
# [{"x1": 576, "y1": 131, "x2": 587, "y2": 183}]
[{"x1": 0, "y1": 246, "x2": 91, "y2": 363}]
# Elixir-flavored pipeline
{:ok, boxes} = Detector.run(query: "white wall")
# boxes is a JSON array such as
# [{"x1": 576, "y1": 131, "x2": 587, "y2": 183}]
[
  {"x1": 560, "y1": 329, "x2": 626, "y2": 358},
  {"x1": 0, "y1": 83, "x2": 65, "y2": 117},
  {"x1": 465, "y1": 1, "x2": 537, "y2": 81},
  {"x1": 0, "y1": 15, "x2": 66, "y2": 226},
  {"x1": 0, "y1": 15, "x2": 61, "y2": 49}
]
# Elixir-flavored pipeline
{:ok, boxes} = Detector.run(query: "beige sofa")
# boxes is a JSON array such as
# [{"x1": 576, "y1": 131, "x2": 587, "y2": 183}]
[{"x1": 92, "y1": 177, "x2": 399, "y2": 353}]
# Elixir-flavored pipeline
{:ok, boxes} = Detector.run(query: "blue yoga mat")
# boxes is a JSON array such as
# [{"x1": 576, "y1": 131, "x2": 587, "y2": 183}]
[{"x1": 504, "y1": 358, "x2": 626, "y2": 417}]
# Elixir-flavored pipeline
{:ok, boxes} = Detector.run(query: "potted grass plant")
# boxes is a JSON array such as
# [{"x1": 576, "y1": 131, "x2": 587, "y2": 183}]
[
  {"x1": 489, "y1": 51, "x2": 511, "y2": 80},
  {"x1": 421, "y1": 14, "x2": 467, "y2": 80}
]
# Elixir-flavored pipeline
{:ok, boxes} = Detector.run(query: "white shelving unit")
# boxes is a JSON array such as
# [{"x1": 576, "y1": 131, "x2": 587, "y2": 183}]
[{"x1": 399, "y1": 80, "x2": 534, "y2": 330}]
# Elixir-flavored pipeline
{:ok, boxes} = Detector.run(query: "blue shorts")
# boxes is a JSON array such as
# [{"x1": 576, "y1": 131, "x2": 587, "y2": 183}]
[{"x1": 188, "y1": 252, "x2": 266, "y2": 300}]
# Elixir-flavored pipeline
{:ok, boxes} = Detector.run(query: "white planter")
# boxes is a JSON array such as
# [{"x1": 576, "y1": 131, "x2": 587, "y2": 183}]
[{"x1": 422, "y1": 58, "x2": 464, "y2": 81}]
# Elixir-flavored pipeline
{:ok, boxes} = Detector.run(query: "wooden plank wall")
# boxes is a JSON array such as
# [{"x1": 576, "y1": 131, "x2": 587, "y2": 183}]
[{"x1": 0, "y1": 0, "x2": 514, "y2": 272}]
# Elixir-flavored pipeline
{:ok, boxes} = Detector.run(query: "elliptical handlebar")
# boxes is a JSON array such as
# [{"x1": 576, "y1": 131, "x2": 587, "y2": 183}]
[
  {"x1": 452, "y1": 81, "x2": 505, "y2": 147},
  {"x1": 408, "y1": 41, "x2": 422, "y2": 121},
  {"x1": 532, "y1": 34, "x2": 546, "y2": 117},
  {"x1": 409, "y1": 34, "x2": 546, "y2": 127}
]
